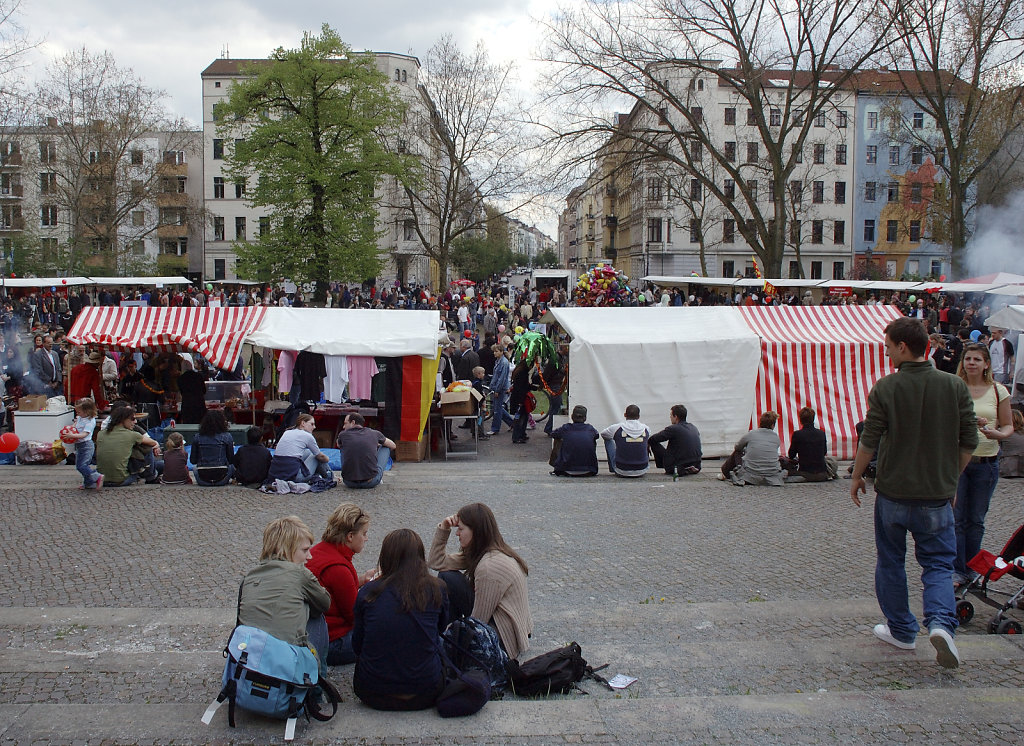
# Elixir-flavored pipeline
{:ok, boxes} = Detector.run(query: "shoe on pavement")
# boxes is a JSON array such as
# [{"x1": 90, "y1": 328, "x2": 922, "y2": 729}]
[
  {"x1": 872, "y1": 623, "x2": 916, "y2": 650},
  {"x1": 716, "y1": 473, "x2": 727, "y2": 481},
  {"x1": 929, "y1": 627, "x2": 961, "y2": 669}
]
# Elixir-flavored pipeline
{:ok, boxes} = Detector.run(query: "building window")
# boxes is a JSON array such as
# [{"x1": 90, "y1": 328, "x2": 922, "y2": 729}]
[
  {"x1": 235, "y1": 216, "x2": 246, "y2": 240},
  {"x1": 833, "y1": 261, "x2": 845, "y2": 280},
  {"x1": 41, "y1": 205, "x2": 57, "y2": 227},
  {"x1": 39, "y1": 141, "x2": 56, "y2": 163},
  {"x1": 401, "y1": 69, "x2": 407, "y2": 83},
  {"x1": 647, "y1": 217, "x2": 662, "y2": 243},
  {"x1": 768, "y1": 108, "x2": 780, "y2": 126},
  {"x1": 689, "y1": 219, "x2": 701, "y2": 243},
  {"x1": 131, "y1": 180, "x2": 143, "y2": 198},
  {"x1": 647, "y1": 178, "x2": 662, "y2": 200},
  {"x1": 743, "y1": 108, "x2": 754, "y2": 126},
  {"x1": 213, "y1": 177, "x2": 224, "y2": 199},
  {"x1": 834, "y1": 220, "x2": 845, "y2": 244},
  {"x1": 911, "y1": 145, "x2": 923, "y2": 165},
  {"x1": 814, "y1": 112, "x2": 826, "y2": 127},
  {"x1": 935, "y1": 147, "x2": 946, "y2": 166},
  {"x1": 213, "y1": 138, "x2": 223, "y2": 159},
  {"x1": 723, "y1": 260, "x2": 735, "y2": 277},
  {"x1": 889, "y1": 145, "x2": 900, "y2": 165},
  {"x1": 930, "y1": 258, "x2": 942, "y2": 276},
  {"x1": 913, "y1": 112, "x2": 924, "y2": 129},
  {"x1": 790, "y1": 220, "x2": 801, "y2": 245},
  {"x1": 213, "y1": 216, "x2": 224, "y2": 241},
  {"x1": 130, "y1": 149, "x2": 143, "y2": 165},
  {"x1": 909, "y1": 220, "x2": 921, "y2": 242},
  {"x1": 865, "y1": 181, "x2": 876, "y2": 201},
  {"x1": 259, "y1": 217, "x2": 270, "y2": 237},
  {"x1": 864, "y1": 219, "x2": 875, "y2": 242},
  {"x1": 793, "y1": 144, "x2": 803, "y2": 163},
  {"x1": 768, "y1": 181, "x2": 776, "y2": 202},
  {"x1": 235, "y1": 181, "x2": 246, "y2": 198},
  {"x1": 40, "y1": 237, "x2": 58, "y2": 257},
  {"x1": 747, "y1": 179, "x2": 758, "y2": 201},
  {"x1": 691, "y1": 106, "x2": 703, "y2": 123},
  {"x1": 689, "y1": 140, "x2": 702, "y2": 162},
  {"x1": 811, "y1": 219, "x2": 824, "y2": 244},
  {"x1": 789, "y1": 260, "x2": 801, "y2": 279},
  {"x1": 794, "y1": 109, "x2": 804, "y2": 124},
  {"x1": 724, "y1": 179, "x2": 735, "y2": 200},
  {"x1": 39, "y1": 172, "x2": 56, "y2": 194},
  {"x1": 810, "y1": 260, "x2": 822, "y2": 279},
  {"x1": 129, "y1": 240, "x2": 144, "y2": 255},
  {"x1": 723, "y1": 219, "x2": 735, "y2": 243},
  {"x1": 689, "y1": 178, "x2": 702, "y2": 201},
  {"x1": 868, "y1": 111, "x2": 878, "y2": 129},
  {"x1": 812, "y1": 180, "x2": 824, "y2": 203},
  {"x1": 837, "y1": 110, "x2": 848, "y2": 128},
  {"x1": 214, "y1": 258, "x2": 226, "y2": 280},
  {"x1": 724, "y1": 107, "x2": 736, "y2": 125},
  {"x1": 403, "y1": 219, "x2": 416, "y2": 241},
  {"x1": 911, "y1": 183, "x2": 922, "y2": 203},
  {"x1": 836, "y1": 144, "x2": 847, "y2": 165},
  {"x1": 886, "y1": 219, "x2": 898, "y2": 242},
  {"x1": 746, "y1": 142, "x2": 758, "y2": 163},
  {"x1": 813, "y1": 143, "x2": 825, "y2": 164},
  {"x1": 866, "y1": 145, "x2": 877, "y2": 164},
  {"x1": 790, "y1": 180, "x2": 802, "y2": 205},
  {"x1": 132, "y1": 210, "x2": 145, "y2": 227},
  {"x1": 835, "y1": 181, "x2": 846, "y2": 204},
  {"x1": 395, "y1": 69, "x2": 401, "y2": 82},
  {"x1": 888, "y1": 182, "x2": 899, "y2": 202}
]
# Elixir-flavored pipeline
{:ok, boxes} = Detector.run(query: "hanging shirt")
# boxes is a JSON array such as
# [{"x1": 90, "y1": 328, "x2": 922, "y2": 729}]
[
  {"x1": 347, "y1": 356, "x2": 379, "y2": 401},
  {"x1": 324, "y1": 355, "x2": 350, "y2": 403},
  {"x1": 294, "y1": 351, "x2": 327, "y2": 401},
  {"x1": 277, "y1": 350, "x2": 298, "y2": 394}
]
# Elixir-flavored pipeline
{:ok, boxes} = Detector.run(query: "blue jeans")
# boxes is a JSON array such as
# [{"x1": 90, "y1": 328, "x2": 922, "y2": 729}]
[
  {"x1": 874, "y1": 492, "x2": 958, "y2": 642},
  {"x1": 191, "y1": 463, "x2": 235, "y2": 486},
  {"x1": 75, "y1": 439, "x2": 99, "y2": 488},
  {"x1": 306, "y1": 613, "x2": 329, "y2": 680},
  {"x1": 326, "y1": 631, "x2": 355, "y2": 666},
  {"x1": 954, "y1": 459, "x2": 1000, "y2": 575},
  {"x1": 340, "y1": 446, "x2": 390, "y2": 489},
  {"x1": 511, "y1": 404, "x2": 529, "y2": 441},
  {"x1": 489, "y1": 391, "x2": 514, "y2": 434}
]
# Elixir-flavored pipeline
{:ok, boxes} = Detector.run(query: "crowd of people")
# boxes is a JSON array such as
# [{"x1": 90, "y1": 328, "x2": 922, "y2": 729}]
[{"x1": 237, "y1": 502, "x2": 531, "y2": 712}]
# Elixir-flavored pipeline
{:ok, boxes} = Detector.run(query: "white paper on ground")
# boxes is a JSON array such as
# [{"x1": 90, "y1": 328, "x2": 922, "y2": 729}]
[{"x1": 607, "y1": 674, "x2": 639, "y2": 689}]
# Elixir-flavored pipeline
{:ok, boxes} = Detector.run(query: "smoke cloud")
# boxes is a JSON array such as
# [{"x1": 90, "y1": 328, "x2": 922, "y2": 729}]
[{"x1": 965, "y1": 189, "x2": 1024, "y2": 278}]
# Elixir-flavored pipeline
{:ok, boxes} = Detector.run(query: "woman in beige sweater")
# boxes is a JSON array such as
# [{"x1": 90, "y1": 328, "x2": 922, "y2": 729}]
[{"x1": 428, "y1": 502, "x2": 533, "y2": 659}]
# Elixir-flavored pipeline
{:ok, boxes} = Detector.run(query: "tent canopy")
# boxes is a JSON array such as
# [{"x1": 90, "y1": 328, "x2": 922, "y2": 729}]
[
  {"x1": 68, "y1": 306, "x2": 267, "y2": 370},
  {"x1": 3, "y1": 277, "x2": 94, "y2": 288},
  {"x1": 88, "y1": 276, "x2": 193, "y2": 286},
  {"x1": 244, "y1": 308, "x2": 442, "y2": 358},
  {"x1": 548, "y1": 307, "x2": 762, "y2": 456},
  {"x1": 986, "y1": 305, "x2": 1024, "y2": 330}
]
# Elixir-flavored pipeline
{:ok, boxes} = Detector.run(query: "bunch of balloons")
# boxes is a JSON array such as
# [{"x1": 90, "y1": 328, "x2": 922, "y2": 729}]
[{"x1": 573, "y1": 264, "x2": 631, "y2": 307}]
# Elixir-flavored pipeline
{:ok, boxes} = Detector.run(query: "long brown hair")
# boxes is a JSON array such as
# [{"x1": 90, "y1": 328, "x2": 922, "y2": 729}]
[
  {"x1": 362, "y1": 529, "x2": 444, "y2": 612},
  {"x1": 957, "y1": 343, "x2": 994, "y2": 385},
  {"x1": 457, "y1": 502, "x2": 528, "y2": 583}
]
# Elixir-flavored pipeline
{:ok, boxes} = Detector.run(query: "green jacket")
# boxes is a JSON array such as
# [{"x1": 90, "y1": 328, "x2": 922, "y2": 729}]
[
  {"x1": 860, "y1": 361, "x2": 977, "y2": 501},
  {"x1": 238, "y1": 560, "x2": 330, "y2": 647}
]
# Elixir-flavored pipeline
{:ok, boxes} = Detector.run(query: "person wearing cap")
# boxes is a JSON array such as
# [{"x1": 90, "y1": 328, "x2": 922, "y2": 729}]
[
  {"x1": 68, "y1": 348, "x2": 108, "y2": 410},
  {"x1": 549, "y1": 405, "x2": 600, "y2": 477}
]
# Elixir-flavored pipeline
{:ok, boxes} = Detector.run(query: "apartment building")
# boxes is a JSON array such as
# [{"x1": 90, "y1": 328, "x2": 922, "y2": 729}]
[
  {"x1": 201, "y1": 52, "x2": 437, "y2": 286},
  {"x1": 0, "y1": 121, "x2": 203, "y2": 277}
]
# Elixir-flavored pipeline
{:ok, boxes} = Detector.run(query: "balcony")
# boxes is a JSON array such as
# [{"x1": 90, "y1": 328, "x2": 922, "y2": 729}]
[
  {"x1": 0, "y1": 217, "x2": 25, "y2": 230},
  {"x1": 156, "y1": 192, "x2": 188, "y2": 207},
  {"x1": 605, "y1": 186, "x2": 617, "y2": 197},
  {"x1": 0, "y1": 153, "x2": 22, "y2": 167},
  {"x1": 156, "y1": 162, "x2": 188, "y2": 177},
  {"x1": 0, "y1": 185, "x2": 23, "y2": 197},
  {"x1": 157, "y1": 223, "x2": 189, "y2": 238},
  {"x1": 603, "y1": 215, "x2": 618, "y2": 228}
]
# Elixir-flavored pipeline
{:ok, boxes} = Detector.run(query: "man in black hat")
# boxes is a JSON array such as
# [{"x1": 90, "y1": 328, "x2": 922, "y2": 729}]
[{"x1": 549, "y1": 405, "x2": 599, "y2": 477}]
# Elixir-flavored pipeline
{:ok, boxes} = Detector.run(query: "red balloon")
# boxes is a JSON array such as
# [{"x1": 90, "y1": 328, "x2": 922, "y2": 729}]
[
  {"x1": 0, "y1": 432, "x2": 19, "y2": 453},
  {"x1": 939, "y1": 274, "x2": 947, "y2": 282},
  {"x1": 61, "y1": 279, "x2": 67, "y2": 285}
]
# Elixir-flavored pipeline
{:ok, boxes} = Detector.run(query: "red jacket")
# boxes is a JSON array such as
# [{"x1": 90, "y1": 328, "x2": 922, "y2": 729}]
[
  {"x1": 306, "y1": 541, "x2": 358, "y2": 641},
  {"x1": 68, "y1": 362, "x2": 107, "y2": 409}
]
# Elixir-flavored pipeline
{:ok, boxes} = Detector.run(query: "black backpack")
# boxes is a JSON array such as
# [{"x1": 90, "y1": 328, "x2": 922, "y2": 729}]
[{"x1": 506, "y1": 642, "x2": 609, "y2": 697}]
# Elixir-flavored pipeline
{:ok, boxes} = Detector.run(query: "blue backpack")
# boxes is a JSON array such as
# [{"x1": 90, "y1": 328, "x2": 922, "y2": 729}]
[
  {"x1": 201, "y1": 585, "x2": 340, "y2": 740},
  {"x1": 444, "y1": 616, "x2": 510, "y2": 694}
]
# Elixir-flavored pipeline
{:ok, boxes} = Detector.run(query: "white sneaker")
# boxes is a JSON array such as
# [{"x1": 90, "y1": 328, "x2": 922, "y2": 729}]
[
  {"x1": 716, "y1": 473, "x2": 726, "y2": 481},
  {"x1": 929, "y1": 627, "x2": 961, "y2": 669},
  {"x1": 872, "y1": 623, "x2": 916, "y2": 650}
]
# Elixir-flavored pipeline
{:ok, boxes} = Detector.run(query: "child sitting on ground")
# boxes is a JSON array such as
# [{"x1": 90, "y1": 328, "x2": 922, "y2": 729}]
[
  {"x1": 160, "y1": 432, "x2": 191, "y2": 484},
  {"x1": 69, "y1": 397, "x2": 101, "y2": 490},
  {"x1": 235, "y1": 425, "x2": 272, "y2": 487}
]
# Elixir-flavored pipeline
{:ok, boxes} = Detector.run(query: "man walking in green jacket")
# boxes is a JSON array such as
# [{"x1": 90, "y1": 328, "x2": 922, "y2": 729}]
[{"x1": 851, "y1": 317, "x2": 977, "y2": 668}]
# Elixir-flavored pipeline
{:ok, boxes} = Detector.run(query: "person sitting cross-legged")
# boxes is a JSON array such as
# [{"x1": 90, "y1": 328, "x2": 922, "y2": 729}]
[
  {"x1": 549, "y1": 405, "x2": 599, "y2": 477},
  {"x1": 782, "y1": 406, "x2": 831, "y2": 483},
  {"x1": 720, "y1": 411, "x2": 786, "y2": 486},
  {"x1": 335, "y1": 413, "x2": 396, "y2": 489},
  {"x1": 600, "y1": 404, "x2": 651, "y2": 477},
  {"x1": 649, "y1": 403, "x2": 703, "y2": 477}
]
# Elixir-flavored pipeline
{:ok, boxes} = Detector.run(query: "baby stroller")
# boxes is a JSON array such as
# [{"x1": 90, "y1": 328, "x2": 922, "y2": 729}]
[{"x1": 954, "y1": 524, "x2": 1024, "y2": 635}]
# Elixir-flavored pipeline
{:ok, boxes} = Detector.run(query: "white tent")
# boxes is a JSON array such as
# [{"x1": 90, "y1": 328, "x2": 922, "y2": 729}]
[
  {"x1": 986, "y1": 305, "x2": 1024, "y2": 331},
  {"x1": 87, "y1": 276, "x2": 193, "y2": 286},
  {"x1": 244, "y1": 308, "x2": 442, "y2": 358},
  {"x1": 2, "y1": 276, "x2": 94, "y2": 288},
  {"x1": 547, "y1": 306, "x2": 762, "y2": 455}
]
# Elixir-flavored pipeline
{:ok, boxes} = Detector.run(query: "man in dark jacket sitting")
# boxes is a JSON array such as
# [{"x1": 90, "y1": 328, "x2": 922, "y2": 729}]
[
  {"x1": 783, "y1": 406, "x2": 830, "y2": 482},
  {"x1": 549, "y1": 405, "x2": 599, "y2": 477},
  {"x1": 650, "y1": 404, "x2": 703, "y2": 477}
]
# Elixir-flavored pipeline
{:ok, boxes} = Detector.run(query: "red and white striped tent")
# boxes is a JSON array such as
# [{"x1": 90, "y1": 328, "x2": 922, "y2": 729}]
[
  {"x1": 738, "y1": 305, "x2": 901, "y2": 459},
  {"x1": 68, "y1": 306, "x2": 268, "y2": 371}
]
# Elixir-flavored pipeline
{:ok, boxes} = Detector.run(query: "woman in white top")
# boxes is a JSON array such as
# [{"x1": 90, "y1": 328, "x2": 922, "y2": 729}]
[
  {"x1": 953, "y1": 342, "x2": 1013, "y2": 586},
  {"x1": 267, "y1": 413, "x2": 332, "y2": 483}
]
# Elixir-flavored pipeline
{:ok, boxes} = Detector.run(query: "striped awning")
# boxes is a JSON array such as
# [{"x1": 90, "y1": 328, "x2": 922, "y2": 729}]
[
  {"x1": 739, "y1": 305, "x2": 901, "y2": 460},
  {"x1": 67, "y1": 306, "x2": 268, "y2": 371}
]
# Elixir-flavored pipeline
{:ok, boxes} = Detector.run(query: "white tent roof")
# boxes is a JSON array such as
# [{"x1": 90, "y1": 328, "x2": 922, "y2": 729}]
[
  {"x1": 986, "y1": 305, "x2": 1024, "y2": 331},
  {"x1": 244, "y1": 308, "x2": 442, "y2": 358},
  {"x1": 988, "y1": 284, "x2": 1024, "y2": 296},
  {"x1": 2, "y1": 276, "x2": 94, "y2": 288},
  {"x1": 548, "y1": 307, "x2": 761, "y2": 455},
  {"x1": 88, "y1": 276, "x2": 193, "y2": 286}
]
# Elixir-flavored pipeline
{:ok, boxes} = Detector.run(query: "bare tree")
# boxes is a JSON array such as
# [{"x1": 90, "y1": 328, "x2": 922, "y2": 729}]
[
  {"x1": 540, "y1": 0, "x2": 894, "y2": 276},
  {"x1": 394, "y1": 35, "x2": 545, "y2": 285},
  {"x1": 34, "y1": 48, "x2": 199, "y2": 274},
  {"x1": 878, "y1": 0, "x2": 1024, "y2": 276},
  {"x1": 0, "y1": 0, "x2": 35, "y2": 128}
]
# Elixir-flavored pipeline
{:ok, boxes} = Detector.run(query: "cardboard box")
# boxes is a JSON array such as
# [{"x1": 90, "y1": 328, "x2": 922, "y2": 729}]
[
  {"x1": 439, "y1": 389, "x2": 482, "y2": 417},
  {"x1": 396, "y1": 437, "x2": 427, "y2": 462},
  {"x1": 313, "y1": 429, "x2": 334, "y2": 448},
  {"x1": 17, "y1": 395, "x2": 47, "y2": 412}
]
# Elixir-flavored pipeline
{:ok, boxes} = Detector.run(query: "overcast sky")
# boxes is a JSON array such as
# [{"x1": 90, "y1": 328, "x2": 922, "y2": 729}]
[{"x1": 19, "y1": 0, "x2": 561, "y2": 232}]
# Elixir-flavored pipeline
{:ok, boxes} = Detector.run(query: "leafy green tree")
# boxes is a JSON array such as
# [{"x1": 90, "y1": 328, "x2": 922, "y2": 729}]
[
  {"x1": 219, "y1": 25, "x2": 411, "y2": 303},
  {"x1": 533, "y1": 248, "x2": 559, "y2": 268}
]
